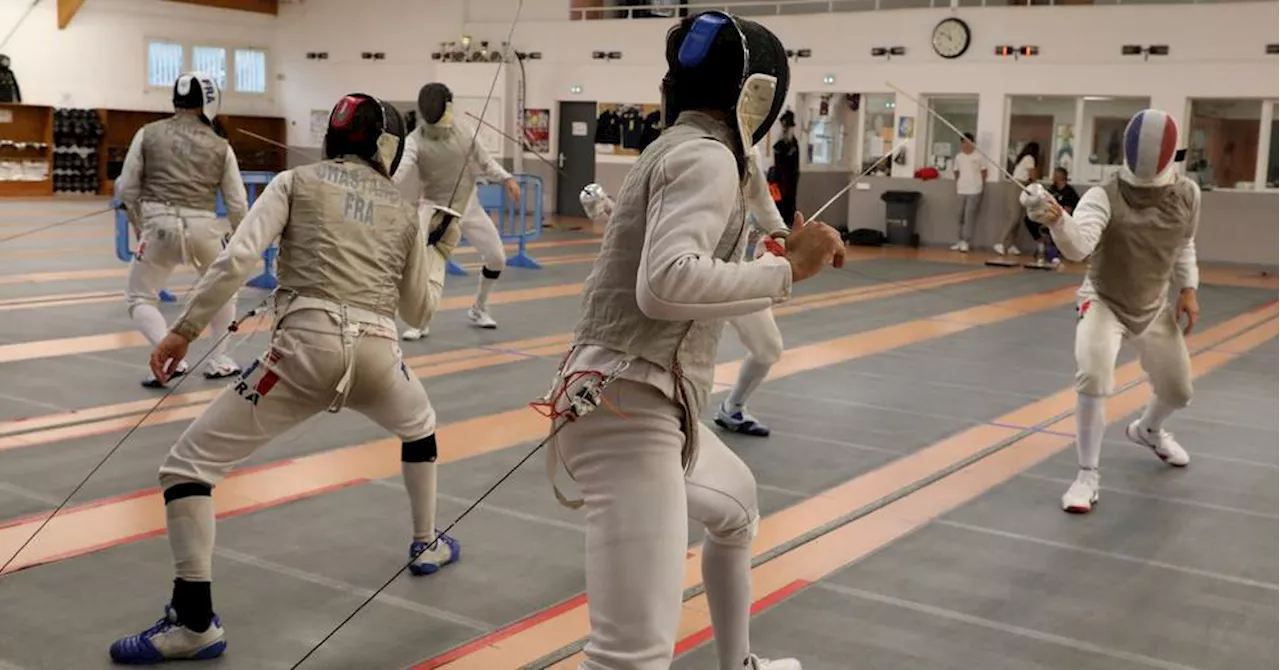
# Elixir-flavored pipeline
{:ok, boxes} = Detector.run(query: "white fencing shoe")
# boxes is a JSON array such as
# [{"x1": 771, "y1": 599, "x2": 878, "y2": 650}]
[
  {"x1": 1127, "y1": 420, "x2": 1190, "y2": 467},
  {"x1": 402, "y1": 327, "x2": 429, "y2": 341},
  {"x1": 1061, "y1": 469, "x2": 1100, "y2": 514},
  {"x1": 748, "y1": 654, "x2": 802, "y2": 670}
]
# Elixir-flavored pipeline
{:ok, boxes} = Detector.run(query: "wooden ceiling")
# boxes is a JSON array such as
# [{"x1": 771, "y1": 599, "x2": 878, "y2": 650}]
[{"x1": 164, "y1": 0, "x2": 279, "y2": 15}]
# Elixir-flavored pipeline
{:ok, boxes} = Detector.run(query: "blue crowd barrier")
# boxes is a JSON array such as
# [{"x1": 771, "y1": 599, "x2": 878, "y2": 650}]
[
  {"x1": 113, "y1": 171, "x2": 280, "y2": 300},
  {"x1": 446, "y1": 173, "x2": 545, "y2": 277}
]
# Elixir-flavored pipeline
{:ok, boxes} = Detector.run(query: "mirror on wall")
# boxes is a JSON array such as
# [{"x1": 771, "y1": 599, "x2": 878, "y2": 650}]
[
  {"x1": 1188, "y1": 98, "x2": 1266, "y2": 190},
  {"x1": 1007, "y1": 96, "x2": 1077, "y2": 183},
  {"x1": 1080, "y1": 96, "x2": 1149, "y2": 183}
]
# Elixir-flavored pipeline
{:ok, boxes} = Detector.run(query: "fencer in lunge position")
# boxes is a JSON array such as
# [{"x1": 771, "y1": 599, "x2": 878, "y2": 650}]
[
  {"x1": 116, "y1": 72, "x2": 248, "y2": 387},
  {"x1": 1021, "y1": 108, "x2": 1200, "y2": 514},
  {"x1": 393, "y1": 82, "x2": 522, "y2": 338},
  {"x1": 581, "y1": 141, "x2": 790, "y2": 438},
  {"x1": 541, "y1": 12, "x2": 845, "y2": 670},
  {"x1": 109, "y1": 94, "x2": 462, "y2": 665}
]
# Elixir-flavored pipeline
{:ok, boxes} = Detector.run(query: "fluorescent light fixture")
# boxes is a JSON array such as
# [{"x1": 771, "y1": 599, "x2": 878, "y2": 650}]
[{"x1": 1083, "y1": 96, "x2": 1113, "y2": 101}]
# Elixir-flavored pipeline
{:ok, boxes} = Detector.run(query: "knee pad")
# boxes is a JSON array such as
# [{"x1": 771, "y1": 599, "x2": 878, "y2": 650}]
[
  {"x1": 481, "y1": 266, "x2": 502, "y2": 281},
  {"x1": 709, "y1": 512, "x2": 759, "y2": 549},
  {"x1": 126, "y1": 294, "x2": 159, "y2": 316},
  {"x1": 163, "y1": 481, "x2": 213, "y2": 503},
  {"x1": 401, "y1": 433, "x2": 438, "y2": 463},
  {"x1": 1156, "y1": 382, "x2": 1194, "y2": 410},
  {"x1": 1074, "y1": 368, "x2": 1113, "y2": 397},
  {"x1": 755, "y1": 338, "x2": 784, "y2": 367}
]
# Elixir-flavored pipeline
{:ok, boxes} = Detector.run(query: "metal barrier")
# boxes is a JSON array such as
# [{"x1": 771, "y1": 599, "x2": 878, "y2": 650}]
[
  {"x1": 446, "y1": 173, "x2": 546, "y2": 277},
  {"x1": 113, "y1": 171, "x2": 280, "y2": 301}
]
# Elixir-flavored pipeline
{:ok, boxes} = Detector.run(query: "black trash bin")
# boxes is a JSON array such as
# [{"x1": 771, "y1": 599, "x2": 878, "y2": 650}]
[{"x1": 880, "y1": 190, "x2": 922, "y2": 248}]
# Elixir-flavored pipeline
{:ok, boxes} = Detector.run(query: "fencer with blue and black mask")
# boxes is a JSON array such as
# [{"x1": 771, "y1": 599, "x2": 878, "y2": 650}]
[
  {"x1": 540, "y1": 12, "x2": 845, "y2": 670},
  {"x1": 109, "y1": 94, "x2": 462, "y2": 665},
  {"x1": 391, "y1": 82, "x2": 523, "y2": 338},
  {"x1": 1021, "y1": 108, "x2": 1201, "y2": 515},
  {"x1": 582, "y1": 141, "x2": 790, "y2": 439},
  {"x1": 115, "y1": 73, "x2": 249, "y2": 387}
]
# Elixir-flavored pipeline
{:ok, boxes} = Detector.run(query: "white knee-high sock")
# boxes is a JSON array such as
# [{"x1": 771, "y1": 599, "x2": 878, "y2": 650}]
[
  {"x1": 726, "y1": 358, "x2": 772, "y2": 412},
  {"x1": 475, "y1": 268, "x2": 500, "y2": 310},
  {"x1": 166, "y1": 496, "x2": 215, "y2": 582},
  {"x1": 207, "y1": 301, "x2": 235, "y2": 359},
  {"x1": 1076, "y1": 394, "x2": 1106, "y2": 470},
  {"x1": 1138, "y1": 397, "x2": 1179, "y2": 434},
  {"x1": 402, "y1": 461, "x2": 439, "y2": 544},
  {"x1": 131, "y1": 304, "x2": 170, "y2": 348},
  {"x1": 702, "y1": 537, "x2": 753, "y2": 670}
]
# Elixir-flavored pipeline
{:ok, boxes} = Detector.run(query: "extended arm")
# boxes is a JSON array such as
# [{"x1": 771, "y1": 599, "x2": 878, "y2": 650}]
[
  {"x1": 391, "y1": 133, "x2": 420, "y2": 187},
  {"x1": 637, "y1": 140, "x2": 792, "y2": 322},
  {"x1": 170, "y1": 172, "x2": 291, "y2": 340},
  {"x1": 744, "y1": 145, "x2": 788, "y2": 236},
  {"x1": 115, "y1": 128, "x2": 146, "y2": 232},
  {"x1": 1043, "y1": 186, "x2": 1110, "y2": 262},
  {"x1": 220, "y1": 145, "x2": 249, "y2": 230}
]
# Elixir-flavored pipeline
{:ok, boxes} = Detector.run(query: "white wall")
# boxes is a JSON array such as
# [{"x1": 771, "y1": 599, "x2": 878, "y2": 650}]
[{"x1": 0, "y1": 0, "x2": 276, "y2": 115}]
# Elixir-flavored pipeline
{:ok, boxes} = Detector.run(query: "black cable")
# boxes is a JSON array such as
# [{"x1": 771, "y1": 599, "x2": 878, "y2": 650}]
[
  {"x1": 0, "y1": 206, "x2": 116, "y2": 245},
  {"x1": 0, "y1": 295, "x2": 272, "y2": 576},
  {"x1": 288, "y1": 418, "x2": 566, "y2": 670},
  {"x1": 0, "y1": 0, "x2": 40, "y2": 52}
]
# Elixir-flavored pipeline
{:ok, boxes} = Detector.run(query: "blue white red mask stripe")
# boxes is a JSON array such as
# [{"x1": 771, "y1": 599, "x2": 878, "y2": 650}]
[{"x1": 1123, "y1": 109, "x2": 1179, "y2": 182}]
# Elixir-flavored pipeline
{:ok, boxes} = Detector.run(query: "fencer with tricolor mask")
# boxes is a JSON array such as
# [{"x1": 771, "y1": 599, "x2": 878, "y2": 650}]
[
  {"x1": 392, "y1": 82, "x2": 523, "y2": 338},
  {"x1": 116, "y1": 72, "x2": 249, "y2": 386},
  {"x1": 542, "y1": 10, "x2": 845, "y2": 670},
  {"x1": 1022, "y1": 108, "x2": 1201, "y2": 515},
  {"x1": 109, "y1": 94, "x2": 463, "y2": 665}
]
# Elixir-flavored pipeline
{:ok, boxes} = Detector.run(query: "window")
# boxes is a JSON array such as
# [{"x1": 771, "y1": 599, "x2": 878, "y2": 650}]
[
  {"x1": 1080, "y1": 96, "x2": 1148, "y2": 183},
  {"x1": 1188, "y1": 99, "x2": 1263, "y2": 190},
  {"x1": 860, "y1": 93, "x2": 895, "y2": 175},
  {"x1": 191, "y1": 46, "x2": 228, "y2": 91},
  {"x1": 147, "y1": 41, "x2": 184, "y2": 88},
  {"x1": 799, "y1": 92, "x2": 850, "y2": 168},
  {"x1": 922, "y1": 96, "x2": 978, "y2": 177},
  {"x1": 1267, "y1": 102, "x2": 1278, "y2": 188},
  {"x1": 234, "y1": 49, "x2": 268, "y2": 94},
  {"x1": 1008, "y1": 96, "x2": 1077, "y2": 183}
]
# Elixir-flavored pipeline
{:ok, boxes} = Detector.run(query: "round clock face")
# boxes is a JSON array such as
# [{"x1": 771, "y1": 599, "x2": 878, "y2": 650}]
[{"x1": 932, "y1": 18, "x2": 971, "y2": 59}]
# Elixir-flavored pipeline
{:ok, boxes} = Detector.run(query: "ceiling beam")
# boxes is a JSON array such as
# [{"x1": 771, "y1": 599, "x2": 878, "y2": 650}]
[
  {"x1": 164, "y1": 0, "x2": 278, "y2": 16},
  {"x1": 57, "y1": 0, "x2": 87, "y2": 30}
]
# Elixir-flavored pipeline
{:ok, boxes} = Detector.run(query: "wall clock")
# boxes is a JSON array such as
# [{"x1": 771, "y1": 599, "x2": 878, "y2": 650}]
[{"x1": 932, "y1": 17, "x2": 972, "y2": 59}]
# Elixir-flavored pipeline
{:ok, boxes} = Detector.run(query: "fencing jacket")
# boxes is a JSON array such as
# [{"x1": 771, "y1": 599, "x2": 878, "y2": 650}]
[{"x1": 392, "y1": 120, "x2": 512, "y2": 212}]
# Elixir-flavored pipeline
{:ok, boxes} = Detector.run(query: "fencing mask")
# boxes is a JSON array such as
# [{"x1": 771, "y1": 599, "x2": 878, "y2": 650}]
[
  {"x1": 1122, "y1": 108, "x2": 1181, "y2": 187},
  {"x1": 418, "y1": 83, "x2": 453, "y2": 126},
  {"x1": 173, "y1": 72, "x2": 221, "y2": 124},
  {"x1": 323, "y1": 94, "x2": 407, "y2": 177},
  {"x1": 661, "y1": 11, "x2": 789, "y2": 162}
]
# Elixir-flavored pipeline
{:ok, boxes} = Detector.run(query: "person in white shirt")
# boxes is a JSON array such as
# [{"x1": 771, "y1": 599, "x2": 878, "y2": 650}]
[
  {"x1": 994, "y1": 141, "x2": 1040, "y2": 256},
  {"x1": 540, "y1": 12, "x2": 845, "y2": 670},
  {"x1": 116, "y1": 73, "x2": 249, "y2": 387},
  {"x1": 1021, "y1": 109, "x2": 1198, "y2": 515},
  {"x1": 950, "y1": 132, "x2": 987, "y2": 253}
]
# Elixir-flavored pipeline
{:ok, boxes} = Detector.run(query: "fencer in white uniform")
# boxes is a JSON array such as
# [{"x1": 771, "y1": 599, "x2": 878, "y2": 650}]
[
  {"x1": 109, "y1": 94, "x2": 461, "y2": 665},
  {"x1": 392, "y1": 82, "x2": 522, "y2": 338},
  {"x1": 1022, "y1": 108, "x2": 1200, "y2": 514},
  {"x1": 115, "y1": 72, "x2": 249, "y2": 387},
  {"x1": 580, "y1": 142, "x2": 790, "y2": 439},
  {"x1": 542, "y1": 12, "x2": 845, "y2": 670}
]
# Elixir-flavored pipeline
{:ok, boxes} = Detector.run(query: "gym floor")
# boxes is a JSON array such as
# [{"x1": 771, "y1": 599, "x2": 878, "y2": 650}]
[{"x1": 0, "y1": 199, "x2": 1274, "y2": 670}]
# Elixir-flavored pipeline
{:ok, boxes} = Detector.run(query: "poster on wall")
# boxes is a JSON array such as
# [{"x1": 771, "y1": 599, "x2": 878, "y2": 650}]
[
  {"x1": 896, "y1": 116, "x2": 915, "y2": 140},
  {"x1": 1054, "y1": 123, "x2": 1075, "y2": 171},
  {"x1": 522, "y1": 108, "x2": 550, "y2": 153},
  {"x1": 309, "y1": 109, "x2": 329, "y2": 146},
  {"x1": 595, "y1": 102, "x2": 662, "y2": 155}
]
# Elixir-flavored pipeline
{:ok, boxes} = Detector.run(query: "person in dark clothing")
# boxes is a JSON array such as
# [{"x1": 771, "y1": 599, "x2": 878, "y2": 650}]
[
  {"x1": 0, "y1": 55, "x2": 21, "y2": 103},
  {"x1": 1024, "y1": 167, "x2": 1080, "y2": 264},
  {"x1": 619, "y1": 106, "x2": 644, "y2": 150},
  {"x1": 594, "y1": 107, "x2": 621, "y2": 145},
  {"x1": 637, "y1": 109, "x2": 662, "y2": 152},
  {"x1": 771, "y1": 109, "x2": 800, "y2": 226}
]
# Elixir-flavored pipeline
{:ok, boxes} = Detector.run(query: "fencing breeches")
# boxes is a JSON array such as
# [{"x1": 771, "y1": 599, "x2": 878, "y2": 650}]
[{"x1": 555, "y1": 379, "x2": 761, "y2": 670}]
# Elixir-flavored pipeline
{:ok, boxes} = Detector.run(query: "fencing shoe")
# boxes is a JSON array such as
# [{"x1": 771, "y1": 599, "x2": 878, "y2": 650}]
[
  {"x1": 747, "y1": 654, "x2": 802, "y2": 670},
  {"x1": 402, "y1": 327, "x2": 429, "y2": 341},
  {"x1": 715, "y1": 401, "x2": 771, "y2": 437},
  {"x1": 141, "y1": 361, "x2": 190, "y2": 389},
  {"x1": 1126, "y1": 421, "x2": 1190, "y2": 467},
  {"x1": 949, "y1": 241, "x2": 969, "y2": 252},
  {"x1": 109, "y1": 605, "x2": 226, "y2": 664},
  {"x1": 202, "y1": 355, "x2": 240, "y2": 380},
  {"x1": 408, "y1": 534, "x2": 461, "y2": 576},
  {"x1": 1061, "y1": 469, "x2": 1100, "y2": 514},
  {"x1": 468, "y1": 305, "x2": 498, "y2": 329}
]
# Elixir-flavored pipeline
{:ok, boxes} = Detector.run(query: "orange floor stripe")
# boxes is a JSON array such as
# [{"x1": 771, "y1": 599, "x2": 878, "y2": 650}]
[
  {"x1": 0, "y1": 283, "x2": 1081, "y2": 576},
  {"x1": 427, "y1": 303, "x2": 1277, "y2": 669}
]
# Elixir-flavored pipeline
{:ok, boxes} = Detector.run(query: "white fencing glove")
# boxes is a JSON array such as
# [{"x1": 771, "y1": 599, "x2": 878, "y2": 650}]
[{"x1": 1019, "y1": 183, "x2": 1063, "y2": 225}]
